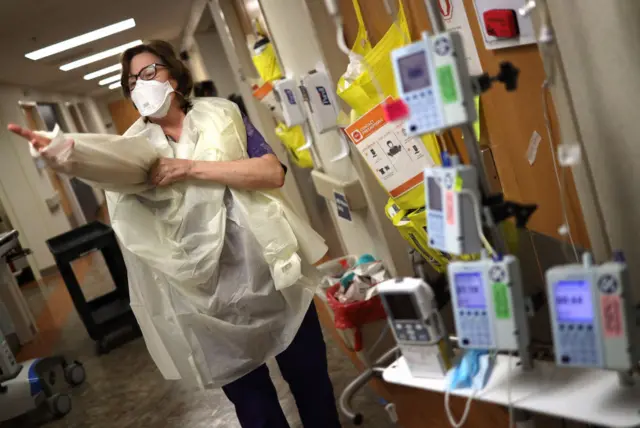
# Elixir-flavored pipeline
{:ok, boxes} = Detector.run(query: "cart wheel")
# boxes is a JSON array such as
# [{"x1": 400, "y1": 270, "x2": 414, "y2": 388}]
[
  {"x1": 48, "y1": 393, "x2": 72, "y2": 418},
  {"x1": 64, "y1": 362, "x2": 86, "y2": 386}
]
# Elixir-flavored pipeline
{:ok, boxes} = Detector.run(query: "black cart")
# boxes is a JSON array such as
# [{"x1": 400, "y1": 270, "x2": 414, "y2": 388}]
[{"x1": 46, "y1": 222, "x2": 140, "y2": 354}]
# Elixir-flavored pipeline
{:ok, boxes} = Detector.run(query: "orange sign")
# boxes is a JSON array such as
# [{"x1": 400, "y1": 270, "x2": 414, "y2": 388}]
[{"x1": 345, "y1": 98, "x2": 435, "y2": 198}]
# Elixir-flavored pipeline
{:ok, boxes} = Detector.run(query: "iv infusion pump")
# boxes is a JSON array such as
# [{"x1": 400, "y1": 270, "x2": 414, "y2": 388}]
[
  {"x1": 424, "y1": 158, "x2": 483, "y2": 256},
  {"x1": 391, "y1": 31, "x2": 476, "y2": 136},
  {"x1": 547, "y1": 253, "x2": 638, "y2": 371},
  {"x1": 378, "y1": 277, "x2": 453, "y2": 378},
  {"x1": 448, "y1": 254, "x2": 530, "y2": 351}
]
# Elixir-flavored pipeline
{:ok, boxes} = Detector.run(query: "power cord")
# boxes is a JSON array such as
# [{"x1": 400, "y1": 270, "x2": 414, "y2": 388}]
[
  {"x1": 541, "y1": 80, "x2": 579, "y2": 262},
  {"x1": 444, "y1": 383, "x2": 479, "y2": 428},
  {"x1": 444, "y1": 351, "x2": 497, "y2": 428},
  {"x1": 457, "y1": 188, "x2": 496, "y2": 256},
  {"x1": 507, "y1": 352, "x2": 515, "y2": 428}
]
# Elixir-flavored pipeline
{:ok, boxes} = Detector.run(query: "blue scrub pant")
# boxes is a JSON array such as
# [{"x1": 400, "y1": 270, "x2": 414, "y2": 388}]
[{"x1": 222, "y1": 304, "x2": 342, "y2": 428}]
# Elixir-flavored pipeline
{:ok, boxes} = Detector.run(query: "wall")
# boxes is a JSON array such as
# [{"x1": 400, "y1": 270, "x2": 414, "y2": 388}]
[
  {"x1": 334, "y1": 0, "x2": 590, "y2": 250},
  {"x1": 207, "y1": 0, "x2": 323, "y2": 237},
  {"x1": 186, "y1": 41, "x2": 211, "y2": 83},
  {"x1": 255, "y1": 0, "x2": 413, "y2": 275},
  {"x1": 546, "y1": 0, "x2": 640, "y2": 287},
  {"x1": 194, "y1": 30, "x2": 240, "y2": 98}
]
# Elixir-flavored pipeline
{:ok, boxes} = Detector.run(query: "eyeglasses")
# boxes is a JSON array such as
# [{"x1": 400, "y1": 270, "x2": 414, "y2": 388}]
[{"x1": 128, "y1": 63, "x2": 167, "y2": 90}]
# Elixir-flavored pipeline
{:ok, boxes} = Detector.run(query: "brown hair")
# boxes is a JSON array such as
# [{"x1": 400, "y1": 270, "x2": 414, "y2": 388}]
[{"x1": 120, "y1": 40, "x2": 194, "y2": 108}]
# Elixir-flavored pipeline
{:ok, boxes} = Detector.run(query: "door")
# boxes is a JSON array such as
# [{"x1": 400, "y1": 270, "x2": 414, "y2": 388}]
[
  {"x1": 21, "y1": 105, "x2": 77, "y2": 226},
  {"x1": 68, "y1": 104, "x2": 88, "y2": 133},
  {"x1": 35, "y1": 103, "x2": 99, "y2": 224},
  {"x1": 108, "y1": 98, "x2": 140, "y2": 135}
]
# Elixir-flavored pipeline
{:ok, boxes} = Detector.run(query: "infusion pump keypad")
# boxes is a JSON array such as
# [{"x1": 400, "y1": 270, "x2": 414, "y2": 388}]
[
  {"x1": 404, "y1": 89, "x2": 442, "y2": 135},
  {"x1": 394, "y1": 321, "x2": 432, "y2": 343},
  {"x1": 557, "y1": 322, "x2": 599, "y2": 366},
  {"x1": 458, "y1": 311, "x2": 493, "y2": 348}
]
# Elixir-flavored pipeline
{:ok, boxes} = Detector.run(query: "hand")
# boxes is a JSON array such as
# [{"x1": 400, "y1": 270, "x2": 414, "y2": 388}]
[
  {"x1": 149, "y1": 157, "x2": 194, "y2": 187},
  {"x1": 7, "y1": 124, "x2": 51, "y2": 151}
]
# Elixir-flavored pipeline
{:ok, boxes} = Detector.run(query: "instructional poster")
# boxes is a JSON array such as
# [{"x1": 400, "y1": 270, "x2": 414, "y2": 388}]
[
  {"x1": 440, "y1": 0, "x2": 483, "y2": 75},
  {"x1": 346, "y1": 99, "x2": 436, "y2": 198}
]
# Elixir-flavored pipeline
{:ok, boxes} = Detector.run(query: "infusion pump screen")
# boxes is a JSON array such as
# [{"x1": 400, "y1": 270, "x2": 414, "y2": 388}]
[
  {"x1": 427, "y1": 177, "x2": 442, "y2": 211},
  {"x1": 384, "y1": 294, "x2": 420, "y2": 320},
  {"x1": 454, "y1": 273, "x2": 486, "y2": 309},
  {"x1": 554, "y1": 280, "x2": 594, "y2": 322},
  {"x1": 398, "y1": 52, "x2": 431, "y2": 93}
]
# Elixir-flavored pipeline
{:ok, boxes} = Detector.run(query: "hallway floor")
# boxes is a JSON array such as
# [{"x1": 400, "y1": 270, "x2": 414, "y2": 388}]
[{"x1": 5, "y1": 255, "x2": 394, "y2": 428}]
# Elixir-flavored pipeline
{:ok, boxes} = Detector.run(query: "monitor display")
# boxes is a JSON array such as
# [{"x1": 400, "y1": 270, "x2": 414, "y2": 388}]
[
  {"x1": 427, "y1": 176, "x2": 442, "y2": 212},
  {"x1": 398, "y1": 52, "x2": 431, "y2": 93},
  {"x1": 554, "y1": 280, "x2": 593, "y2": 322},
  {"x1": 383, "y1": 293, "x2": 420, "y2": 320},
  {"x1": 454, "y1": 272, "x2": 486, "y2": 309}
]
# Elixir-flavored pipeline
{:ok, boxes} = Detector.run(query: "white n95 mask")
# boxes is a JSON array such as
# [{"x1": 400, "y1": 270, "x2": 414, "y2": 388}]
[{"x1": 131, "y1": 80, "x2": 175, "y2": 118}]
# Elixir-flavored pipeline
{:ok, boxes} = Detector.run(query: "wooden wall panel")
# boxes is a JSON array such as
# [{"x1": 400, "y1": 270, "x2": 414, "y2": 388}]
[
  {"x1": 107, "y1": 99, "x2": 140, "y2": 135},
  {"x1": 337, "y1": 0, "x2": 590, "y2": 248}
]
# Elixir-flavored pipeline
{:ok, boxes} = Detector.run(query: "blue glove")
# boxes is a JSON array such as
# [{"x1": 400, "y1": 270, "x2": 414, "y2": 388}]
[{"x1": 447, "y1": 350, "x2": 494, "y2": 390}]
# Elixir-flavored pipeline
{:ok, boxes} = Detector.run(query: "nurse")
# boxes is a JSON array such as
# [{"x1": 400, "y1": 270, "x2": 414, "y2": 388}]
[{"x1": 8, "y1": 40, "x2": 341, "y2": 428}]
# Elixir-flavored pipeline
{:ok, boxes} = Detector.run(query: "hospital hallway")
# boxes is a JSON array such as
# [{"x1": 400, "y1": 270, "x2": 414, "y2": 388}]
[
  {"x1": 4, "y1": 252, "x2": 395, "y2": 428},
  {"x1": 3, "y1": 0, "x2": 640, "y2": 427}
]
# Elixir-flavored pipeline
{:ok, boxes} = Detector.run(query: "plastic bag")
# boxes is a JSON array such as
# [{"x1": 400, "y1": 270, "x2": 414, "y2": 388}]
[
  {"x1": 326, "y1": 283, "x2": 388, "y2": 352},
  {"x1": 275, "y1": 123, "x2": 314, "y2": 168},
  {"x1": 252, "y1": 39, "x2": 283, "y2": 83},
  {"x1": 337, "y1": 0, "x2": 441, "y2": 209},
  {"x1": 385, "y1": 200, "x2": 449, "y2": 273},
  {"x1": 337, "y1": 0, "x2": 409, "y2": 116}
]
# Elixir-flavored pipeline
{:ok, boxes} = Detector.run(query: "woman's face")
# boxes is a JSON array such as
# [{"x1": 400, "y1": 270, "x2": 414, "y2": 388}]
[{"x1": 128, "y1": 52, "x2": 177, "y2": 92}]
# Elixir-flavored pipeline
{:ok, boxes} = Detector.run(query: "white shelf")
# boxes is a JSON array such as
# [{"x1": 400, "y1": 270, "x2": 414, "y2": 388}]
[{"x1": 383, "y1": 355, "x2": 640, "y2": 427}]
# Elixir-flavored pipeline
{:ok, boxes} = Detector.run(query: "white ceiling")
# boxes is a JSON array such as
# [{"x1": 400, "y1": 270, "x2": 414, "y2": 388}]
[{"x1": 0, "y1": 0, "x2": 195, "y2": 96}]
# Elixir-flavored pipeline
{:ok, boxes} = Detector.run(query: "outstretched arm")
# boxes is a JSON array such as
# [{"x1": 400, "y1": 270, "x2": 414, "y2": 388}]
[{"x1": 8, "y1": 124, "x2": 53, "y2": 150}]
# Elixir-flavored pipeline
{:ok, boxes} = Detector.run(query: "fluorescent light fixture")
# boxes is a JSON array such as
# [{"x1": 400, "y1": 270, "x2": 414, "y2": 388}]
[
  {"x1": 26, "y1": 18, "x2": 136, "y2": 61},
  {"x1": 84, "y1": 64, "x2": 122, "y2": 80},
  {"x1": 60, "y1": 40, "x2": 142, "y2": 71},
  {"x1": 109, "y1": 81, "x2": 122, "y2": 90},
  {"x1": 99, "y1": 74, "x2": 121, "y2": 86}
]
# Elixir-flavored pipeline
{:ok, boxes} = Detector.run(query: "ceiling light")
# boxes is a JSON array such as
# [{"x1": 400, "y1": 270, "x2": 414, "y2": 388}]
[
  {"x1": 99, "y1": 74, "x2": 121, "y2": 86},
  {"x1": 60, "y1": 40, "x2": 142, "y2": 71},
  {"x1": 109, "y1": 82, "x2": 122, "y2": 90},
  {"x1": 84, "y1": 64, "x2": 122, "y2": 80},
  {"x1": 26, "y1": 18, "x2": 136, "y2": 61}
]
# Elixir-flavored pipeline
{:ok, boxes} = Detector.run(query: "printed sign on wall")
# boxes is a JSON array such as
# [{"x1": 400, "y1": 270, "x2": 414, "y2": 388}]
[{"x1": 346, "y1": 98, "x2": 436, "y2": 199}]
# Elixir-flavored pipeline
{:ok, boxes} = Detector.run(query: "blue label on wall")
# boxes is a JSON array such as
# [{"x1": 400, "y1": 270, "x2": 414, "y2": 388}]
[
  {"x1": 316, "y1": 86, "x2": 332, "y2": 105},
  {"x1": 284, "y1": 88, "x2": 297, "y2": 105},
  {"x1": 334, "y1": 192, "x2": 352, "y2": 221}
]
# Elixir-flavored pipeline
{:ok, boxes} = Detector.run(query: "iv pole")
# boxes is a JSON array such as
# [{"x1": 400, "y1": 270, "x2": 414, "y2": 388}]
[
  {"x1": 423, "y1": 0, "x2": 533, "y2": 372},
  {"x1": 424, "y1": 2, "x2": 537, "y2": 427}
]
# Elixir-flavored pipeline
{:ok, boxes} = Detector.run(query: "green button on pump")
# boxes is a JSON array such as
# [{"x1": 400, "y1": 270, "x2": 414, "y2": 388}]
[{"x1": 437, "y1": 65, "x2": 458, "y2": 104}]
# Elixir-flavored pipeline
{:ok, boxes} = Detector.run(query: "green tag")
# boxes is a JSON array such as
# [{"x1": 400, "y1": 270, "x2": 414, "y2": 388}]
[
  {"x1": 437, "y1": 65, "x2": 458, "y2": 104},
  {"x1": 492, "y1": 282, "x2": 511, "y2": 319}
]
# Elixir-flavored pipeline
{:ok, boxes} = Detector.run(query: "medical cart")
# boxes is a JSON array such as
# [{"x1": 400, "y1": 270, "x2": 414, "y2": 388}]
[{"x1": 46, "y1": 222, "x2": 140, "y2": 355}]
